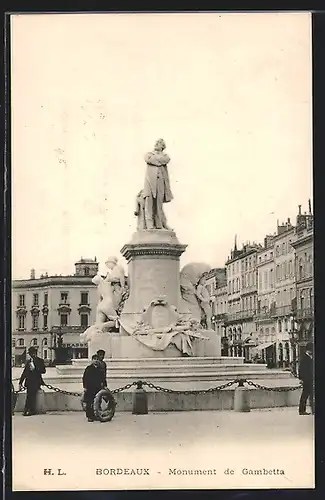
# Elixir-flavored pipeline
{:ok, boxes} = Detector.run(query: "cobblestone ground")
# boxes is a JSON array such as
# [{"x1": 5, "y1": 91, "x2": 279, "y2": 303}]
[{"x1": 12, "y1": 408, "x2": 314, "y2": 491}]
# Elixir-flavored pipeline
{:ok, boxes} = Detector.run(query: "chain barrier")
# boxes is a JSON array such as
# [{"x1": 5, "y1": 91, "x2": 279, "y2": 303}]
[
  {"x1": 42, "y1": 383, "x2": 83, "y2": 397},
  {"x1": 141, "y1": 380, "x2": 237, "y2": 395},
  {"x1": 13, "y1": 378, "x2": 303, "y2": 397},
  {"x1": 245, "y1": 380, "x2": 303, "y2": 392}
]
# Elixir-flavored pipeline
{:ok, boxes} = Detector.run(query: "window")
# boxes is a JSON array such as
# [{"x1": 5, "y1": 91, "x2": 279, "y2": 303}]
[
  {"x1": 60, "y1": 292, "x2": 68, "y2": 304},
  {"x1": 31, "y1": 338, "x2": 38, "y2": 346},
  {"x1": 270, "y1": 252, "x2": 273, "y2": 258},
  {"x1": 44, "y1": 349, "x2": 48, "y2": 359},
  {"x1": 84, "y1": 267, "x2": 90, "y2": 276},
  {"x1": 299, "y1": 259, "x2": 304, "y2": 280},
  {"x1": 43, "y1": 315, "x2": 48, "y2": 329},
  {"x1": 12, "y1": 339, "x2": 16, "y2": 347},
  {"x1": 33, "y1": 293, "x2": 39, "y2": 306},
  {"x1": 18, "y1": 338, "x2": 24, "y2": 346},
  {"x1": 282, "y1": 242, "x2": 286, "y2": 255},
  {"x1": 80, "y1": 314, "x2": 89, "y2": 328},
  {"x1": 60, "y1": 314, "x2": 68, "y2": 326},
  {"x1": 43, "y1": 338, "x2": 48, "y2": 346},
  {"x1": 18, "y1": 294, "x2": 25, "y2": 307},
  {"x1": 18, "y1": 315, "x2": 25, "y2": 329},
  {"x1": 80, "y1": 292, "x2": 89, "y2": 305},
  {"x1": 264, "y1": 271, "x2": 268, "y2": 289},
  {"x1": 32, "y1": 315, "x2": 39, "y2": 330},
  {"x1": 44, "y1": 293, "x2": 48, "y2": 306}
]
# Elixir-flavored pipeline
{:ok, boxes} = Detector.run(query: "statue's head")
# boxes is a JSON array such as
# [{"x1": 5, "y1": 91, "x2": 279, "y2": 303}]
[
  {"x1": 105, "y1": 256, "x2": 118, "y2": 270},
  {"x1": 154, "y1": 138, "x2": 166, "y2": 152}
]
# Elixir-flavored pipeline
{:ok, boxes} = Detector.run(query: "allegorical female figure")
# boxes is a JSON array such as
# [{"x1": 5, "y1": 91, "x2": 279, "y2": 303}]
[
  {"x1": 103, "y1": 256, "x2": 125, "y2": 312},
  {"x1": 143, "y1": 138, "x2": 173, "y2": 230}
]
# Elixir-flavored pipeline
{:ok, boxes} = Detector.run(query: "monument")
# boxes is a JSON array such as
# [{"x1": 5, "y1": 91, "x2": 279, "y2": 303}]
[
  {"x1": 51, "y1": 138, "x2": 295, "y2": 408},
  {"x1": 81, "y1": 138, "x2": 220, "y2": 359}
]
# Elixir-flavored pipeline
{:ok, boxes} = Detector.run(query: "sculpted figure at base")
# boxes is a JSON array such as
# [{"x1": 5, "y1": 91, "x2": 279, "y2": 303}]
[
  {"x1": 104, "y1": 257, "x2": 125, "y2": 312},
  {"x1": 143, "y1": 138, "x2": 173, "y2": 230},
  {"x1": 134, "y1": 190, "x2": 146, "y2": 231},
  {"x1": 195, "y1": 273, "x2": 212, "y2": 330},
  {"x1": 180, "y1": 263, "x2": 213, "y2": 330},
  {"x1": 80, "y1": 274, "x2": 118, "y2": 343}
]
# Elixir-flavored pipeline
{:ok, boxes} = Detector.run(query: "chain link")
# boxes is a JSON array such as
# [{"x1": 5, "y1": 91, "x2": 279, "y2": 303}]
[
  {"x1": 42, "y1": 383, "x2": 83, "y2": 397},
  {"x1": 111, "y1": 382, "x2": 138, "y2": 393}
]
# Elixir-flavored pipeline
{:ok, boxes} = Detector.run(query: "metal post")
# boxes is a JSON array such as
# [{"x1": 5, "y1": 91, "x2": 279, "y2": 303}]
[
  {"x1": 132, "y1": 381, "x2": 148, "y2": 415},
  {"x1": 233, "y1": 379, "x2": 250, "y2": 412}
]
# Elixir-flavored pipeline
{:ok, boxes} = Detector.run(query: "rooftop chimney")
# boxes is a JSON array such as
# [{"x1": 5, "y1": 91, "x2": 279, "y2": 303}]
[
  {"x1": 298, "y1": 205, "x2": 302, "y2": 215},
  {"x1": 30, "y1": 269, "x2": 36, "y2": 279},
  {"x1": 308, "y1": 199, "x2": 312, "y2": 214}
]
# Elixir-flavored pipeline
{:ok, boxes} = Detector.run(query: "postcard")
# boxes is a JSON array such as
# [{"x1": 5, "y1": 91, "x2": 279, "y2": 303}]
[{"x1": 10, "y1": 11, "x2": 314, "y2": 491}]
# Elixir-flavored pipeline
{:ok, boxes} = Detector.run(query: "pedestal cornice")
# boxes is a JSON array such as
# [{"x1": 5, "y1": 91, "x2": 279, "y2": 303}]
[{"x1": 121, "y1": 243, "x2": 187, "y2": 261}]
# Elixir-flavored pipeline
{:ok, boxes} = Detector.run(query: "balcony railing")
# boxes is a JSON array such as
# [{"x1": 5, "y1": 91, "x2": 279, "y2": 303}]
[
  {"x1": 212, "y1": 313, "x2": 228, "y2": 322},
  {"x1": 225, "y1": 310, "x2": 255, "y2": 322},
  {"x1": 296, "y1": 307, "x2": 314, "y2": 320},
  {"x1": 52, "y1": 325, "x2": 85, "y2": 333},
  {"x1": 270, "y1": 305, "x2": 293, "y2": 317}
]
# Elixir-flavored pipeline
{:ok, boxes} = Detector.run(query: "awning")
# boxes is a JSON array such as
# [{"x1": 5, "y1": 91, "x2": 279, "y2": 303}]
[
  {"x1": 15, "y1": 347, "x2": 26, "y2": 355},
  {"x1": 256, "y1": 341, "x2": 275, "y2": 351}
]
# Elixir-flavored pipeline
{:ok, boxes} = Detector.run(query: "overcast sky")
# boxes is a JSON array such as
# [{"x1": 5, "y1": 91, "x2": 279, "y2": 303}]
[{"x1": 11, "y1": 12, "x2": 312, "y2": 279}]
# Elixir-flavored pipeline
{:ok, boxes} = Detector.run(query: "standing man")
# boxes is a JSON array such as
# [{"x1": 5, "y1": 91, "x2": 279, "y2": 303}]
[
  {"x1": 143, "y1": 138, "x2": 173, "y2": 230},
  {"x1": 82, "y1": 354, "x2": 106, "y2": 422},
  {"x1": 298, "y1": 342, "x2": 314, "y2": 415},
  {"x1": 96, "y1": 349, "x2": 107, "y2": 388},
  {"x1": 19, "y1": 346, "x2": 46, "y2": 416}
]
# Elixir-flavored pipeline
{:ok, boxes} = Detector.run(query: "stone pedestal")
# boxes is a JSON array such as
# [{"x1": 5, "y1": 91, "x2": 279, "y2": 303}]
[{"x1": 120, "y1": 230, "x2": 190, "y2": 332}]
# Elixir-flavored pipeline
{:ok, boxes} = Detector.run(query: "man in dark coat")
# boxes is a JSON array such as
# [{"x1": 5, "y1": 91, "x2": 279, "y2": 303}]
[
  {"x1": 82, "y1": 354, "x2": 106, "y2": 422},
  {"x1": 298, "y1": 342, "x2": 314, "y2": 415},
  {"x1": 96, "y1": 349, "x2": 107, "y2": 388},
  {"x1": 19, "y1": 346, "x2": 46, "y2": 416}
]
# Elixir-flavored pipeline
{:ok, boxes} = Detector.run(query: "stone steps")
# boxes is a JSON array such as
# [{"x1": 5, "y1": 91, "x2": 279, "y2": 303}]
[
  {"x1": 70, "y1": 356, "x2": 246, "y2": 367},
  {"x1": 45, "y1": 369, "x2": 293, "y2": 387},
  {"x1": 57, "y1": 363, "x2": 269, "y2": 376}
]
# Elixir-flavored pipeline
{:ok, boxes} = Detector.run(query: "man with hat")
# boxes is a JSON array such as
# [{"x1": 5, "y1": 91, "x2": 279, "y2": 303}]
[
  {"x1": 82, "y1": 354, "x2": 106, "y2": 422},
  {"x1": 298, "y1": 342, "x2": 314, "y2": 415},
  {"x1": 19, "y1": 346, "x2": 46, "y2": 416}
]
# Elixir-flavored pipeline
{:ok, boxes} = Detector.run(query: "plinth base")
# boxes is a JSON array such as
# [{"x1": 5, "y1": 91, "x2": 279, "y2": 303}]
[{"x1": 88, "y1": 328, "x2": 220, "y2": 359}]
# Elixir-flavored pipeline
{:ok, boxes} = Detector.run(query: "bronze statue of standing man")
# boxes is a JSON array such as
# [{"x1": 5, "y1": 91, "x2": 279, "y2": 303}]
[{"x1": 143, "y1": 138, "x2": 173, "y2": 230}]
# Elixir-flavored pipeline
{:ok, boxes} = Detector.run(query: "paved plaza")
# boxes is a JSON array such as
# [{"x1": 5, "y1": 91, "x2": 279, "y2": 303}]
[{"x1": 12, "y1": 407, "x2": 314, "y2": 491}]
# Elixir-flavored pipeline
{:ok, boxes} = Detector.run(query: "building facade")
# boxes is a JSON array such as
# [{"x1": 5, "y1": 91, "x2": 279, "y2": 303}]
[
  {"x1": 12, "y1": 258, "x2": 99, "y2": 366},
  {"x1": 223, "y1": 241, "x2": 261, "y2": 360},
  {"x1": 208, "y1": 201, "x2": 313, "y2": 367},
  {"x1": 291, "y1": 203, "x2": 314, "y2": 357},
  {"x1": 272, "y1": 220, "x2": 296, "y2": 367},
  {"x1": 255, "y1": 237, "x2": 277, "y2": 365}
]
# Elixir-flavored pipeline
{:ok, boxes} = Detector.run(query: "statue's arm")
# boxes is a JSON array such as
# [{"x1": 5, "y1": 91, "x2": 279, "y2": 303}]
[{"x1": 145, "y1": 152, "x2": 170, "y2": 166}]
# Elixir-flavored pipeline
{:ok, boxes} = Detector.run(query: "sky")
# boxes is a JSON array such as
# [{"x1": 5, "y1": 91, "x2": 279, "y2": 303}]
[{"x1": 11, "y1": 12, "x2": 312, "y2": 279}]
